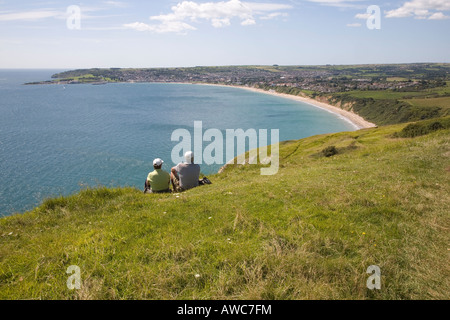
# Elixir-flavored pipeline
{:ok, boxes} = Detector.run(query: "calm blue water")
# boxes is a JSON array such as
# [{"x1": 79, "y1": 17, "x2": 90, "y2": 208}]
[{"x1": 0, "y1": 70, "x2": 355, "y2": 216}]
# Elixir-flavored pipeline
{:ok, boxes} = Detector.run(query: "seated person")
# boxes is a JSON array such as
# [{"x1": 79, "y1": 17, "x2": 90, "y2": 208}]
[
  {"x1": 145, "y1": 158, "x2": 171, "y2": 193},
  {"x1": 171, "y1": 151, "x2": 201, "y2": 192}
]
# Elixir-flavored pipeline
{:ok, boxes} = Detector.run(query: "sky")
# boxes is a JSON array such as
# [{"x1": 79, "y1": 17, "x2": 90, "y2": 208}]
[{"x1": 0, "y1": 0, "x2": 449, "y2": 68}]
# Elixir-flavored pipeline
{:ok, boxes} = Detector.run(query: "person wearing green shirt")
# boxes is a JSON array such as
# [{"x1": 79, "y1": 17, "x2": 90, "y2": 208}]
[{"x1": 145, "y1": 158, "x2": 171, "y2": 194}]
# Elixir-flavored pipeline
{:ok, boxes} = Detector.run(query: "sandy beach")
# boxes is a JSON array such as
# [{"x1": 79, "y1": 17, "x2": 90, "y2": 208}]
[{"x1": 200, "y1": 83, "x2": 377, "y2": 130}]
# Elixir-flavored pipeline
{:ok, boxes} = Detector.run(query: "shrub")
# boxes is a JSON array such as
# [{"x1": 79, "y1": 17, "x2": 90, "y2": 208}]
[
  {"x1": 400, "y1": 123, "x2": 428, "y2": 138},
  {"x1": 322, "y1": 146, "x2": 338, "y2": 157},
  {"x1": 428, "y1": 121, "x2": 444, "y2": 131},
  {"x1": 395, "y1": 117, "x2": 450, "y2": 138},
  {"x1": 41, "y1": 197, "x2": 69, "y2": 211}
]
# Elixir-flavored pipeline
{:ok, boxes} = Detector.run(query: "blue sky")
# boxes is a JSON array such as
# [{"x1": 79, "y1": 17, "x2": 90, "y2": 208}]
[{"x1": 0, "y1": 0, "x2": 449, "y2": 68}]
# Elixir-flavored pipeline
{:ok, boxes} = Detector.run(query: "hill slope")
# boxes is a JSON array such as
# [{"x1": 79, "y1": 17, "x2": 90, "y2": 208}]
[{"x1": 0, "y1": 121, "x2": 449, "y2": 300}]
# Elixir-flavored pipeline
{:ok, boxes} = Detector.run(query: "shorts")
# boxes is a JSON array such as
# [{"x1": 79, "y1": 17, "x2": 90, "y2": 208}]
[{"x1": 171, "y1": 176, "x2": 185, "y2": 193}]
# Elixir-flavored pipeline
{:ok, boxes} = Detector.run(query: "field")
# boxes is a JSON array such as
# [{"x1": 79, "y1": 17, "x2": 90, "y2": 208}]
[
  {"x1": 343, "y1": 82, "x2": 450, "y2": 101},
  {"x1": 404, "y1": 96, "x2": 450, "y2": 109}
]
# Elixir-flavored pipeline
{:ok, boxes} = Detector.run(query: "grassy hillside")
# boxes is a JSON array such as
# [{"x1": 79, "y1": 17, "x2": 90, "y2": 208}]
[{"x1": 0, "y1": 120, "x2": 449, "y2": 300}]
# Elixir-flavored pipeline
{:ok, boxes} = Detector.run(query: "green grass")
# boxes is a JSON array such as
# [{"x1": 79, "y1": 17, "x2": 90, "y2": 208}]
[
  {"x1": 0, "y1": 121, "x2": 449, "y2": 300},
  {"x1": 404, "y1": 97, "x2": 450, "y2": 109},
  {"x1": 343, "y1": 82, "x2": 450, "y2": 101},
  {"x1": 387, "y1": 77, "x2": 409, "y2": 82},
  {"x1": 344, "y1": 90, "x2": 427, "y2": 100}
]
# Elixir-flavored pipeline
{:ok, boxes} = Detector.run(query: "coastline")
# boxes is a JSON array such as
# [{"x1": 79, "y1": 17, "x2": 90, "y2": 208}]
[
  {"x1": 199, "y1": 83, "x2": 377, "y2": 130},
  {"x1": 24, "y1": 78, "x2": 377, "y2": 129}
]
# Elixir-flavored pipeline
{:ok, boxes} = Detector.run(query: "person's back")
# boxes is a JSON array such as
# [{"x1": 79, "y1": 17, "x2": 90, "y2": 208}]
[
  {"x1": 171, "y1": 151, "x2": 201, "y2": 192},
  {"x1": 146, "y1": 158, "x2": 171, "y2": 193},
  {"x1": 147, "y1": 169, "x2": 171, "y2": 192},
  {"x1": 175, "y1": 162, "x2": 200, "y2": 190}
]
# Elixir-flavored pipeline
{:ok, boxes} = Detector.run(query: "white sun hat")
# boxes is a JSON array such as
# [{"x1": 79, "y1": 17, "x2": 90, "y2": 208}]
[
  {"x1": 184, "y1": 151, "x2": 194, "y2": 163},
  {"x1": 153, "y1": 158, "x2": 164, "y2": 166}
]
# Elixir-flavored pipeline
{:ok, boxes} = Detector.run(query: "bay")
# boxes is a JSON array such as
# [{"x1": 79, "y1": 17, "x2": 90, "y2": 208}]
[{"x1": 0, "y1": 70, "x2": 355, "y2": 216}]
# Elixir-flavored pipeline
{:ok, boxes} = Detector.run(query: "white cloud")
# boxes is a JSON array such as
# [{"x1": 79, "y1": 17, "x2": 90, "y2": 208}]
[
  {"x1": 0, "y1": 10, "x2": 61, "y2": 21},
  {"x1": 428, "y1": 12, "x2": 449, "y2": 20},
  {"x1": 124, "y1": 0, "x2": 291, "y2": 34},
  {"x1": 241, "y1": 18, "x2": 256, "y2": 25},
  {"x1": 103, "y1": 1, "x2": 129, "y2": 8},
  {"x1": 211, "y1": 18, "x2": 231, "y2": 27},
  {"x1": 123, "y1": 21, "x2": 197, "y2": 34},
  {"x1": 355, "y1": 12, "x2": 370, "y2": 19},
  {"x1": 305, "y1": 0, "x2": 368, "y2": 9},
  {"x1": 385, "y1": 0, "x2": 450, "y2": 19},
  {"x1": 260, "y1": 12, "x2": 288, "y2": 20},
  {"x1": 0, "y1": 5, "x2": 125, "y2": 22},
  {"x1": 243, "y1": 2, "x2": 292, "y2": 12},
  {"x1": 156, "y1": 1, "x2": 252, "y2": 24}
]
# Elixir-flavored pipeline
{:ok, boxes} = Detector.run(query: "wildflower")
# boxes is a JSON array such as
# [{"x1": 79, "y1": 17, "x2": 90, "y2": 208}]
[{"x1": 195, "y1": 274, "x2": 201, "y2": 279}]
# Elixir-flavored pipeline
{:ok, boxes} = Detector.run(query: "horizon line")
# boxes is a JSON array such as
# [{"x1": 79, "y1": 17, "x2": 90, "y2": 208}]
[{"x1": 2, "y1": 61, "x2": 450, "y2": 70}]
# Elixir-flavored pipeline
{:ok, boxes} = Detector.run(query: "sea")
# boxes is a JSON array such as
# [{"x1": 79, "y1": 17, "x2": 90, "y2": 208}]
[{"x1": 0, "y1": 69, "x2": 356, "y2": 216}]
